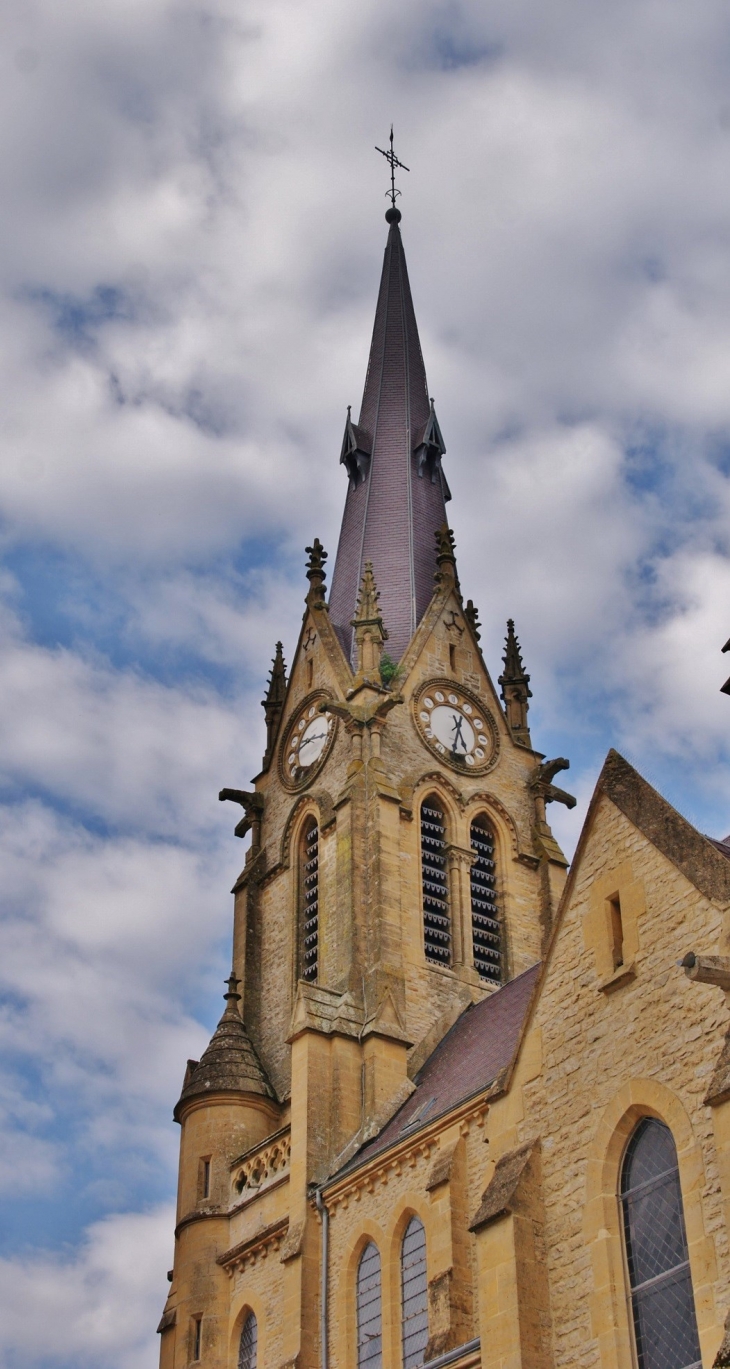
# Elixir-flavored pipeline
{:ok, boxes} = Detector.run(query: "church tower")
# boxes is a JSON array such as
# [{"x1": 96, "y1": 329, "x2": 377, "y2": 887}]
[{"x1": 157, "y1": 191, "x2": 577, "y2": 1369}]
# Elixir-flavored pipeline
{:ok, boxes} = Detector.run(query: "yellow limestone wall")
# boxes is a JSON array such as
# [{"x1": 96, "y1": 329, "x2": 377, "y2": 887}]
[{"x1": 161, "y1": 571, "x2": 730, "y2": 1369}]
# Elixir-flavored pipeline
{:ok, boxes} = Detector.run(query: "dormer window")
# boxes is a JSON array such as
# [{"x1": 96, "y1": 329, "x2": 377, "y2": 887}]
[
  {"x1": 340, "y1": 407, "x2": 372, "y2": 490},
  {"x1": 413, "y1": 399, "x2": 450, "y2": 498}
]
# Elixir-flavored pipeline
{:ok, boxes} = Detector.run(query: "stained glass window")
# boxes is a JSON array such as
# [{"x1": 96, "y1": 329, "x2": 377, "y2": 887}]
[
  {"x1": 238, "y1": 1312, "x2": 257, "y2": 1369},
  {"x1": 401, "y1": 1216, "x2": 428, "y2": 1367},
  {"x1": 357, "y1": 1242, "x2": 382, "y2": 1369},
  {"x1": 621, "y1": 1118, "x2": 701, "y2": 1369}
]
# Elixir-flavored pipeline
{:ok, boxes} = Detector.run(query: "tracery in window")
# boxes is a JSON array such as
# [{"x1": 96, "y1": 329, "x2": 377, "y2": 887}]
[
  {"x1": 421, "y1": 798, "x2": 450, "y2": 966},
  {"x1": 300, "y1": 817, "x2": 319, "y2": 982},
  {"x1": 469, "y1": 817, "x2": 501, "y2": 983},
  {"x1": 356, "y1": 1241, "x2": 382, "y2": 1369},
  {"x1": 401, "y1": 1216, "x2": 428, "y2": 1368},
  {"x1": 621, "y1": 1118, "x2": 701, "y2": 1369},
  {"x1": 238, "y1": 1312, "x2": 258, "y2": 1369}
]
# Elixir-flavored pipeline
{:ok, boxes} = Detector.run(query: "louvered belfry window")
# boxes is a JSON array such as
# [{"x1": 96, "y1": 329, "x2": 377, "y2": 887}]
[
  {"x1": 238, "y1": 1312, "x2": 258, "y2": 1369},
  {"x1": 621, "y1": 1118, "x2": 701, "y2": 1369},
  {"x1": 421, "y1": 798, "x2": 450, "y2": 965},
  {"x1": 470, "y1": 818, "x2": 501, "y2": 983},
  {"x1": 301, "y1": 818, "x2": 319, "y2": 982},
  {"x1": 357, "y1": 1242, "x2": 383, "y2": 1369},
  {"x1": 401, "y1": 1216, "x2": 428, "y2": 1368}
]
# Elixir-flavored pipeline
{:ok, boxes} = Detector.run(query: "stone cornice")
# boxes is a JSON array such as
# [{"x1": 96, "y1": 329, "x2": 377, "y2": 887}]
[
  {"x1": 322, "y1": 1092, "x2": 491, "y2": 1209},
  {"x1": 217, "y1": 1216, "x2": 289, "y2": 1275}
]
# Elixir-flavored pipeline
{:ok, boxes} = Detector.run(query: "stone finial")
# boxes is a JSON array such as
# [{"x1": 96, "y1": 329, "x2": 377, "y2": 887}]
[
  {"x1": 305, "y1": 539, "x2": 328, "y2": 606},
  {"x1": 498, "y1": 619, "x2": 533, "y2": 748},
  {"x1": 464, "y1": 599, "x2": 481, "y2": 642},
  {"x1": 350, "y1": 561, "x2": 388, "y2": 678},
  {"x1": 261, "y1": 642, "x2": 287, "y2": 767},
  {"x1": 224, "y1": 971, "x2": 242, "y2": 1011}
]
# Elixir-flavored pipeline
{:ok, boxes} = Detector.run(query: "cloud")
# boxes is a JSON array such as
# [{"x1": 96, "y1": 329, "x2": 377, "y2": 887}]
[
  {"x1": 0, "y1": 1205, "x2": 173, "y2": 1369},
  {"x1": 2, "y1": 0, "x2": 730, "y2": 1363}
]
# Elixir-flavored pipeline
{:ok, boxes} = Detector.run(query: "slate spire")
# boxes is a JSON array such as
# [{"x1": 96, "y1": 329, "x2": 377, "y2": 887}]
[{"x1": 328, "y1": 209, "x2": 450, "y2": 664}]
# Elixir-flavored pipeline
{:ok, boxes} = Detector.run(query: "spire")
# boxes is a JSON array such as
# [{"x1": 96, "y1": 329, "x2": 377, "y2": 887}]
[
  {"x1": 351, "y1": 560, "x2": 388, "y2": 679},
  {"x1": 329, "y1": 213, "x2": 450, "y2": 664},
  {"x1": 174, "y1": 973, "x2": 273, "y2": 1119},
  {"x1": 261, "y1": 641, "x2": 287, "y2": 767},
  {"x1": 499, "y1": 619, "x2": 533, "y2": 748}
]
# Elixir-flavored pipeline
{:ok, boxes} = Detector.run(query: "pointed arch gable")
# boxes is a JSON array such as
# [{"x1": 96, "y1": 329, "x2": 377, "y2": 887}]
[
  {"x1": 278, "y1": 790, "x2": 335, "y2": 871},
  {"x1": 465, "y1": 791, "x2": 522, "y2": 862},
  {"x1": 229, "y1": 1294, "x2": 267, "y2": 1369}
]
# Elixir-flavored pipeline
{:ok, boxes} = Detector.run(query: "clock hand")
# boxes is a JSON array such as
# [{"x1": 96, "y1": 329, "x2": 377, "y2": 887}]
[
  {"x1": 450, "y1": 714, "x2": 467, "y2": 753},
  {"x1": 300, "y1": 730, "x2": 327, "y2": 748}
]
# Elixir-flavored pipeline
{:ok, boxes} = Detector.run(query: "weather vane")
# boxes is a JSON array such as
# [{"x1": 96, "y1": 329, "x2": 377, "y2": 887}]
[{"x1": 375, "y1": 126, "x2": 410, "y2": 209}]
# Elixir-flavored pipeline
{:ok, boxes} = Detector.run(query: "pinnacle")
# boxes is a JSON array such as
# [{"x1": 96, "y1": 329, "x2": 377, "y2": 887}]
[
  {"x1": 352, "y1": 561, "x2": 383, "y2": 626},
  {"x1": 500, "y1": 619, "x2": 530, "y2": 685},
  {"x1": 263, "y1": 642, "x2": 287, "y2": 708}
]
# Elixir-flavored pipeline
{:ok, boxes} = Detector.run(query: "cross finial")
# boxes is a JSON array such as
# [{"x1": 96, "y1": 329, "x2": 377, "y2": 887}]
[
  {"x1": 224, "y1": 971, "x2": 241, "y2": 1005},
  {"x1": 375, "y1": 126, "x2": 410, "y2": 214}
]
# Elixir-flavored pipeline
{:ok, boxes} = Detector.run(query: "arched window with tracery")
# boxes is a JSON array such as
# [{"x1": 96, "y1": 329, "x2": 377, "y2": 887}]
[
  {"x1": 401, "y1": 1216, "x2": 428, "y2": 1368},
  {"x1": 300, "y1": 816, "x2": 319, "y2": 982},
  {"x1": 621, "y1": 1118, "x2": 701, "y2": 1369},
  {"x1": 469, "y1": 816, "x2": 501, "y2": 983},
  {"x1": 420, "y1": 797, "x2": 450, "y2": 966},
  {"x1": 356, "y1": 1241, "x2": 382, "y2": 1369},
  {"x1": 238, "y1": 1312, "x2": 258, "y2": 1369}
]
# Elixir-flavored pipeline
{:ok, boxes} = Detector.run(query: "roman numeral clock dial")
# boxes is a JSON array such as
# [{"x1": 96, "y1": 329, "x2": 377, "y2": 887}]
[
  {"x1": 413, "y1": 682, "x2": 499, "y2": 774},
  {"x1": 279, "y1": 693, "x2": 337, "y2": 791}
]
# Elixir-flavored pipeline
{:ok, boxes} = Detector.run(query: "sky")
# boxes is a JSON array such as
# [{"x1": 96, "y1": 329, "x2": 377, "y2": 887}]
[{"x1": 2, "y1": 0, "x2": 730, "y2": 1364}]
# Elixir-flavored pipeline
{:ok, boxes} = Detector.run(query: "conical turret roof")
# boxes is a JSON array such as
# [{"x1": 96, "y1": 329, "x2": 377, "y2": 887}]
[
  {"x1": 175, "y1": 976, "x2": 274, "y2": 1119},
  {"x1": 329, "y1": 211, "x2": 450, "y2": 663}
]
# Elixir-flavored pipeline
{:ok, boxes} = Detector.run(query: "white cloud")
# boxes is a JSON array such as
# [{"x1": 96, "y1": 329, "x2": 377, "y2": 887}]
[
  {"x1": 1, "y1": 1, "x2": 730, "y2": 1363},
  {"x1": 0, "y1": 1205, "x2": 173, "y2": 1369}
]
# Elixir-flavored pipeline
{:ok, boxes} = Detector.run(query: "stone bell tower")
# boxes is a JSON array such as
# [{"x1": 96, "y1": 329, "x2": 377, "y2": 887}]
[{"x1": 157, "y1": 193, "x2": 576, "y2": 1369}]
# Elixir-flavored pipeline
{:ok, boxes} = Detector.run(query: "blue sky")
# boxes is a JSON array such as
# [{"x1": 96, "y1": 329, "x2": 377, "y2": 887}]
[{"x1": 2, "y1": 0, "x2": 730, "y2": 1364}]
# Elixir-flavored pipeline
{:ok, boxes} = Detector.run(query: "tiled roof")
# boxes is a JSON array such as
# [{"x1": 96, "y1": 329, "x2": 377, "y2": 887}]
[
  {"x1": 328, "y1": 218, "x2": 449, "y2": 664},
  {"x1": 336, "y1": 964, "x2": 540, "y2": 1177}
]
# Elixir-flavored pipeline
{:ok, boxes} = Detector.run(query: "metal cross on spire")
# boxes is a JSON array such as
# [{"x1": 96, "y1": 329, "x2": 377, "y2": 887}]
[{"x1": 375, "y1": 126, "x2": 410, "y2": 208}]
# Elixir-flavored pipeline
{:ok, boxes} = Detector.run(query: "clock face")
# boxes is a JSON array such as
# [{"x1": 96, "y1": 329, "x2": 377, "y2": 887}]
[
  {"x1": 280, "y1": 696, "x2": 336, "y2": 790},
  {"x1": 413, "y1": 682, "x2": 498, "y2": 773}
]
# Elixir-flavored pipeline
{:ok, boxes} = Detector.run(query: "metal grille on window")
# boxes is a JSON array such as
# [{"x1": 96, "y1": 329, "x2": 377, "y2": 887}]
[
  {"x1": 401, "y1": 1216, "x2": 428, "y2": 1368},
  {"x1": 621, "y1": 1118, "x2": 701, "y2": 1369},
  {"x1": 238, "y1": 1312, "x2": 258, "y2": 1369},
  {"x1": 357, "y1": 1242, "x2": 382, "y2": 1369},
  {"x1": 421, "y1": 800, "x2": 450, "y2": 965},
  {"x1": 470, "y1": 819, "x2": 501, "y2": 983},
  {"x1": 302, "y1": 820, "x2": 319, "y2": 982}
]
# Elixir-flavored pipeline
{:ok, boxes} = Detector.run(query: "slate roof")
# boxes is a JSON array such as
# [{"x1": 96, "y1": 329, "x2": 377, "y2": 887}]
[
  {"x1": 328, "y1": 216, "x2": 450, "y2": 665},
  {"x1": 334, "y1": 964, "x2": 540, "y2": 1178},
  {"x1": 174, "y1": 999, "x2": 273, "y2": 1120}
]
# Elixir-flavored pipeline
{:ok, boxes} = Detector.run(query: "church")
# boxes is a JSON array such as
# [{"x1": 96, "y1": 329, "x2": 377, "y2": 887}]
[{"x1": 156, "y1": 186, "x2": 730, "y2": 1369}]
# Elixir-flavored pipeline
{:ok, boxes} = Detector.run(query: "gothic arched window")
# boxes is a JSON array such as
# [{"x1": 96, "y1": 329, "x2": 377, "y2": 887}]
[
  {"x1": 356, "y1": 1241, "x2": 382, "y2": 1369},
  {"x1": 621, "y1": 1118, "x2": 701, "y2": 1369},
  {"x1": 470, "y1": 817, "x2": 501, "y2": 983},
  {"x1": 300, "y1": 817, "x2": 319, "y2": 982},
  {"x1": 238, "y1": 1312, "x2": 258, "y2": 1369},
  {"x1": 421, "y1": 797, "x2": 450, "y2": 966},
  {"x1": 401, "y1": 1216, "x2": 428, "y2": 1368}
]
